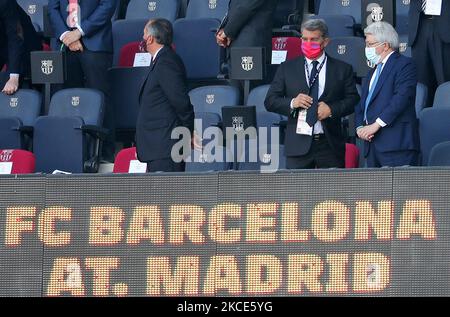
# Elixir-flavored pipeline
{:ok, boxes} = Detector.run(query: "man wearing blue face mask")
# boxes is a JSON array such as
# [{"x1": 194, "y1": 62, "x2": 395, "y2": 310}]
[{"x1": 355, "y1": 22, "x2": 420, "y2": 168}]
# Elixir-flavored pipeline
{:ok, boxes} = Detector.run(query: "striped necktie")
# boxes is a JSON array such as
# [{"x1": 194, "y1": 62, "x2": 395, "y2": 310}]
[
  {"x1": 68, "y1": 0, "x2": 79, "y2": 28},
  {"x1": 364, "y1": 63, "x2": 383, "y2": 123},
  {"x1": 422, "y1": 0, "x2": 427, "y2": 12}
]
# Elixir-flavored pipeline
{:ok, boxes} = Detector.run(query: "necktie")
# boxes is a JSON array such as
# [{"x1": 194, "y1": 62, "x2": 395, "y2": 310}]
[
  {"x1": 422, "y1": 0, "x2": 427, "y2": 12},
  {"x1": 364, "y1": 63, "x2": 383, "y2": 123},
  {"x1": 68, "y1": 0, "x2": 79, "y2": 28},
  {"x1": 306, "y1": 60, "x2": 319, "y2": 127}
]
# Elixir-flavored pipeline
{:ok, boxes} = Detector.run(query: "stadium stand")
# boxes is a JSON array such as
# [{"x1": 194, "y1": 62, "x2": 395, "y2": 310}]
[
  {"x1": 17, "y1": 0, "x2": 47, "y2": 32},
  {"x1": 125, "y1": 0, "x2": 180, "y2": 21}
]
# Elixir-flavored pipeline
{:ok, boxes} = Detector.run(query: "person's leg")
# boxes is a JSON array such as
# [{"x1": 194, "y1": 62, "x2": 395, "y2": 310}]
[
  {"x1": 313, "y1": 138, "x2": 345, "y2": 168},
  {"x1": 286, "y1": 152, "x2": 315, "y2": 169},
  {"x1": 365, "y1": 143, "x2": 381, "y2": 168}
]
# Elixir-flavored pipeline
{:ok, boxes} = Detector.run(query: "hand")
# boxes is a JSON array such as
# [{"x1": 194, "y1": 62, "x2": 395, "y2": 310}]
[
  {"x1": 317, "y1": 102, "x2": 332, "y2": 121},
  {"x1": 216, "y1": 29, "x2": 231, "y2": 47},
  {"x1": 191, "y1": 131, "x2": 203, "y2": 150},
  {"x1": 358, "y1": 122, "x2": 381, "y2": 142},
  {"x1": 62, "y1": 29, "x2": 82, "y2": 46},
  {"x1": 68, "y1": 40, "x2": 83, "y2": 52},
  {"x1": 2, "y1": 76, "x2": 19, "y2": 95},
  {"x1": 292, "y1": 93, "x2": 313, "y2": 110}
]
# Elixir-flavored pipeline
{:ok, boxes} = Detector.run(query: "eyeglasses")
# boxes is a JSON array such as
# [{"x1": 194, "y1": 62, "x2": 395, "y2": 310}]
[{"x1": 365, "y1": 41, "x2": 385, "y2": 48}]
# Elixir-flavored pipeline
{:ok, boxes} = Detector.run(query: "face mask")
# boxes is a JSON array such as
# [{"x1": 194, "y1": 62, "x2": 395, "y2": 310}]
[
  {"x1": 365, "y1": 43, "x2": 384, "y2": 66},
  {"x1": 301, "y1": 41, "x2": 323, "y2": 60}
]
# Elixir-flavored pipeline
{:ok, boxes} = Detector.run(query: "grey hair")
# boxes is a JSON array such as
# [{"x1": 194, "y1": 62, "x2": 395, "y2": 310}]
[
  {"x1": 145, "y1": 18, "x2": 173, "y2": 46},
  {"x1": 364, "y1": 21, "x2": 399, "y2": 50},
  {"x1": 301, "y1": 19, "x2": 329, "y2": 38}
]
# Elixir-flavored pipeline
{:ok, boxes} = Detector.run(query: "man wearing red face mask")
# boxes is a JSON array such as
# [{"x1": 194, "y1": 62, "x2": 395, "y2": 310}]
[{"x1": 265, "y1": 19, "x2": 360, "y2": 169}]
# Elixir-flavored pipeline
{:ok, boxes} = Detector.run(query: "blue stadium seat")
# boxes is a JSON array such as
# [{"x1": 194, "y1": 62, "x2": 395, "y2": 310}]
[
  {"x1": 415, "y1": 83, "x2": 428, "y2": 118},
  {"x1": 325, "y1": 36, "x2": 370, "y2": 78},
  {"x1": 273, "y1": 0, "x2": 301, "y2": 28},
  {"x1": 112, "y1": 19, "x2": 148, "y2": 66},
  {"x1": 17, "y1": 0, "x2": 47, "y2": 32},
  {"x1": 189, "y1": 85, "x2": 239, "y2": 116},
  {"x1": 247, "y1": 84, "x2": 270, "y2": 113},
  {"x1": 0, "y1": 89, "x2": 42, "y2": 150},
  {"x1": 236, "y1": 140, "x2": 286, "y2": 171},
  {"x1": 257, "y1": 112, "x2": 282, "y2": 129},
  {"x1": 399, "y1": 35, "x2": 411, "y2": 57},
  {"x1": 173, "y1": 18, "x2": 222, "y2": 80},
  {"x1": 125, "y1": 0, "x2": 180, "y2": 21},
  {"x1": 309, "y1": 15, "x2": 355, "y2": 37},
  {"x1": 318, "y1": 0, "x2": 361, "y2": 24},
  {"x1": 419, "y1": 108, "x2": 450, "y2": 165},
  {"x1": 185, "y1": 0, "x2": 229, "y2": 20},
  {"x1": 33, "y1": 89, "x2": 106, "y2": 173},
  {"x1": 433, "y1": 82, "x2": 450, "y2": 109},
  {"x1": 395, "y1": 0, "x2": 410, "y2": 36},
  {"x1": 428, "y1": 141, "x2": 450, "y2": 166},
  {"x1": 185, "y1": 145, "x2": 232, "y2": 172},
  {"x1": 195, "y1": 112, "x2": 222, "y2": 131}
]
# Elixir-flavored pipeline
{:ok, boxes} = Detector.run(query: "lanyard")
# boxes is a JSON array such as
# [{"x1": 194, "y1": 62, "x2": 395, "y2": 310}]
[{"x1": 304, "y1": 56, "x2": 326, "y2": 88}]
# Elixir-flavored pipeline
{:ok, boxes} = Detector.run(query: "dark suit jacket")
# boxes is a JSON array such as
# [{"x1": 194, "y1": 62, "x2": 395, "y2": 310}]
[
  {"x1": 48, "y1": 0, "x2": 117, "y2": 52},
  {"x1": 136, "y1": 46, "x2": 195, "y2": 162},
  {"x1": 0, "y1": 0, "x2": 41, "y2": 75},
  {"x1": 223, "y1": 0, "x2": 277, "y2": 61},
  {"x1": 409, "y1": 0, "x2": 450, "y2": 46},
  {"x1": 355, "y1": 52, "x2": 419, "y2": 156},
  {"x1": 265, "y1": 55, "x2": 359, "y2": 159}
]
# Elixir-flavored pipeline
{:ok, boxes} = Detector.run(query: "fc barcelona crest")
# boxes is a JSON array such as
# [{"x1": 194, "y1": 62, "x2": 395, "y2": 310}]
[
  {"x1": 341, "y1": 0, "x2": 350, "y2": 7},
  {"x1": 0, "y1": 150, "x2": 13, "y2": 162},
  {"x1": 41, "y1": 60, "x2": 53, "y2": 75},
  {"x1": 232, "y1": 116, "x2": 244, "y2": 132},
  {"x1": 208, "y1": 0, "x2": 217, "y2": 9},
  {"x1": 10, "y1": 98, "x2": 18, "y2": 108},
  {"x1": 28, "y1": 4, "x2": 37, "y2": 15},
  {"x1": 337, "y1": 45, "x2": 346, "y2": 55},
  {"x1": 274, "y1": 38, "x2": 287, "y2": 50},
  {"x1": 206, "y1": 94, "x2": 215, "y2": 104},
  {"x1": 241, "y1": 56, "x2": 254, "y2": 72},
  {"x1": 399, "y1": 43, "x2": 408, "y2": 53},
  {"x1": 71, "y1": 96, "x2": 80, "y2": 107},
  {"x1": 371, "y1": 7, "x2": 384, "y2": 22},
  {"x1": 402, "y1": 0, "x2": 410, "y2": 5},
  {"x1": 148, "y1": 2, "x2": 157, "y2": 12},
  {"x1": 262, "y1": 153, "x2": 271, "y2": 164}
]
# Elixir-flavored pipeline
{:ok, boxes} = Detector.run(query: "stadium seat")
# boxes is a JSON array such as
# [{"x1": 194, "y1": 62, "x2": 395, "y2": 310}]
[
  {"x1": 17, "y1": 0, "x2": 46, "y2": 32},
  {"x1": 173, "y1": 18, "x2": 222, "y2": 80},
  {"x1": 247, "y1": 85, "x2": 270, "y2": 113},
  {"x1": 345, "y1": 143, "x2": 360, "y2": 168},
  {"x1": 415, "y1": 83, "x2": 428, "y2": 118},
  {"x1": 112, "y1": 19, "x2": 148, "y2": 66},
  {"x1": 185, "y1": 145, "x2": 233, "y2": 172},
  {"x1": 236, "y1": 141, "x2": 286, "y2": 171},
  {"x1": 0, "y1": 89, "x2": 42, "y2": 150},
  {"x1": 308, "y1": 15, "x2": 355, "y2": 37},
  {"x1": 0, "y1": 149, "x2": 35, "y2": 174},
  {"x1": 325, "y1": 36, "x2": 370, "y2": 78},
  {"x1": 419, "y1": 108, "x2": 450, "y2": 165},
  {"x1": 195, "y1": 112, "x2": 222, "y2": 132},
  {"x1": 272, "y1": 37, "x2": 302, "y2": 62},
  {"x1": 428, "y1": 141, "x2": 450, "y2": 167},
  {"x1": 433, "y1": 82, "x2": 450, "y2": 109},
  {"x1": 33, "y1": 88, "x2": 106, "y2": 173},
  {"x1": 113, "y1": 147, "x2": 147, "y2": 173},
  {"x1": 318, "y1": 0, "x2": 362, "y2": 24},
  {"x1": 185, "y1": 0, "x2": 229, "y2": 20},
  {"x1": 395, "y1": 0, "x2": 410, "y2": 36},
  {"x1": 399, "y1": 35, "x2": 411, "y2": 57},
  {"x1": 118, "y1": 41, "x2": 141, "y2": 67},
  {"x1": 189, "y1": 85, "x2": 240, "y2": 116},
  {"x1": 273, "y1": 0, "x2": 302, "y2": 28},
  {"x1": 125, "y1": 0, "x2": 180, "y2": 21}
]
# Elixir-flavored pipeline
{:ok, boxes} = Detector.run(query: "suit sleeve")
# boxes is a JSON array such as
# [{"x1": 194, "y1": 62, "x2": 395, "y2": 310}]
[
  {"x1": 158, "y1": 57, "x2": 195, "y2": 133},
  {"x1": 327, "y1": 64, "x2": 360, "y2": 119},
  {"x1": 378, "y1": 60, "x2": 417, "y2": 125},
  {"x1": 48, "y1": 0, "x2": 70, "y2": 39},
  {"x1": 223, "y1": 0, "x2": 266, "y2": 39},
  {"x1": 0, "y1": 1, "x2": 26, "y2": 75},
  {"x1": 80, "y1": 0, "x2": 118, "y2": 38},
  {"x1": 264, "y1": 63, "x2": 292, "y2": 117}
]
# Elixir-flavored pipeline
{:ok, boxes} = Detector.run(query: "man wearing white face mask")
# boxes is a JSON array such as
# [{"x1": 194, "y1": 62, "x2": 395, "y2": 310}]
[{"x1": 355, "y1": 22, "x2": 420, "y2": 168}]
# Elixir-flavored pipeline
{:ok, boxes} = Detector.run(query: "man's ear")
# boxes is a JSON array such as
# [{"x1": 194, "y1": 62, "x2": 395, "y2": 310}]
[{"x1": 322, "y1": 37, "x2": 330, "y2": 48}]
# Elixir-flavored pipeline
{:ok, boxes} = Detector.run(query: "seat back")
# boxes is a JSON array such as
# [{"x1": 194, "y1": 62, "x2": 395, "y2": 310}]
[
  {"x1": 345, "y1": 143, "x2": 360, "y2": 168},
  {"x1": 419, "y1": 108, "x2": 450, "y2": 165},
  {"x1": 126, "y1": 0, "x2": 180, "y2": 21},
  {"x1": 185, "y1": 0, "x2": 228, "y2": 20},
  {"x1": 185, "y1": 145, "x2": 232, "y2": 172},
  {"x1": 17, "y1": 0, "x2": 46, "y2": 32},
  {"x1": 247, "y1": 85, "x2": 270, "y2": 113},
  {"x1": 399, "y1": 35, "x2": 411, "y2": 57},
  {"x1": 415, "y1": 82, "x2": 428, "y2": 118},
  {"x1": 0, "y1": 89, "x2": 42, "y2": 126},
  {"x1": 236, "y1": 141, "x2": 286, "y2": 171},
  {"x1": 0, "y1": 149, "x2": 35, "y2": 174},
  {"x1": 113, "y1": 147, "x2": 147, "y2": 173},
  {"x1": 272, "y1": 37, "x2": 302, "y2": 61},
  {"x1": 433, "y1": 82, "x2": 450, "y2": 109},
  {"x1": 428, "y1": 141, "x2": 450, "y2": 166},
  {"x1": 309, "y1": 14, "x2": 355, "y2": 37},
  {"x1": 395, "y1": 0, "x2": 410, "y2": 35},
  {"x1": 318, "y1": 0, "x2": 362, "y2": 24},
  {"x1": 189, "y1": 85, "x2": 239, "y2": 115},
  {"x1": 118, "y1": 41, "x2": 141, "y2": 67},
  {"x1": 112, "y1": 19, "x2": 148, "y2": 66},
  {"x1": 173, "y1": 18, "x2": 222, "y2": 79},
  {"x1": 48, "y1": 88, "x2": 104, "y2": 126}
]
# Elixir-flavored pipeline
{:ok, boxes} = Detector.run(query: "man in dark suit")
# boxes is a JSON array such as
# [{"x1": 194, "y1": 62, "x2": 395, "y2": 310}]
[
  {"x1": 216, "y1": 0, "x2": 277, "y2": 68},
  {"x1": 48, "y1": 0, "x2": 118, "y2": 161},
  {"x1": 0, "y1": 0, "x2": 41, "y2": 95},
  {"x1": 409, "y1": 0, "x2": 450, "y2": 105},
  {"x1": 136, "y1": 19, "x2": 197, "y2": 173},
  {"x1": 265, "y1": 19, "x2": 359, "y2": 169},
  {"x1": 356, "y1": 22, "x2": 419, "y2": 167}
]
